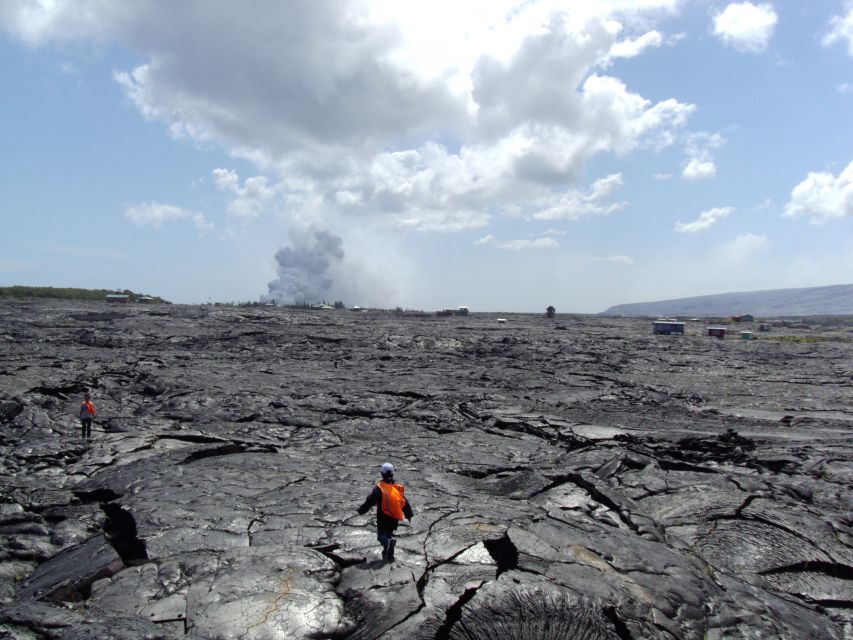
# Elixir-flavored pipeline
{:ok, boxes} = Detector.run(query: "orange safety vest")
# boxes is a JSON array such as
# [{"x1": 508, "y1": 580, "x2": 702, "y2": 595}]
[
  {"x1": 376, "y1": 481, "x2": 405, "y2": 520},
  {"x1": 80, "y1": 401, "x2": 96, "y2": 418}
]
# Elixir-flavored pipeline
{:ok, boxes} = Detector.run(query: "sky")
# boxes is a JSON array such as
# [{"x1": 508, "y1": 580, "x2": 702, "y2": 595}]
[{"x1": 1, "y1": 0, "x2": 852, "y2": 312}]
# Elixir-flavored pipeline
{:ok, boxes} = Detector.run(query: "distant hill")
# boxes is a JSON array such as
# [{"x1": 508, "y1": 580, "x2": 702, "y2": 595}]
[
  {"x1": 0, "y1": 286, "x2": 169, "y2": 303},
  {"x1": 601, "y1": 284, "x2": 853, "y2": 317}
]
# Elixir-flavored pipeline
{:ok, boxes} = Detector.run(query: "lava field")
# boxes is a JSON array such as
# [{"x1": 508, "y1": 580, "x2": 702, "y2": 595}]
[{"x1": 1, "y1": 299, "x2": 851, "y2": 639}]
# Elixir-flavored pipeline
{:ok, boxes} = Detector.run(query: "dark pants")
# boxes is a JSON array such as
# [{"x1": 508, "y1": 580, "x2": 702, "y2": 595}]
[
  {"x1": 81, "y1": 418, "x2": 92, "y2": 438},
  {"x1": 377, "y1": 528, "x2": 395, "y2": 556}
]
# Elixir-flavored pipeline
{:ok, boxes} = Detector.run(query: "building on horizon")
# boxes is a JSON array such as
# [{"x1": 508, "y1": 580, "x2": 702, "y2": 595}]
[
  {"x1": 708, "y1": 326, "x2": 727, "y2": 339},
  {"x1": 652, "y1": 320, "x2": 685, "y2": 335}
]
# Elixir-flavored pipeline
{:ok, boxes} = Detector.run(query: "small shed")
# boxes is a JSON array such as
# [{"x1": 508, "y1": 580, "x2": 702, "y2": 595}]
[
  {"x1": 455, "y1": 306, "x2": 470, "y2": 316},
  {"x1": 740, "y1": 331, "x2": 753, "y2": 340},
  {"x1": 652, "y1": 320, "x2": 685, "y2": 335},
  {"x1": 758, "y1": 323, "x2": 772, "y2": 332},
  {"x1": 105, "y1": 294, "x2": 130, "y2": 303},
  {"x1": 708, "y1": 326, "x2": 727, "y2": 339},
  {"x1": 137, "y1": 296, "x2": 155, "y2": 303}
]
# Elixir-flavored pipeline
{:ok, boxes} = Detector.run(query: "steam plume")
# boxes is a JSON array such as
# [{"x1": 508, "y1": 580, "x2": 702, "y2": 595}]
[{"x1": 265, "y1": 228, "x2": 344, "y2": 304}]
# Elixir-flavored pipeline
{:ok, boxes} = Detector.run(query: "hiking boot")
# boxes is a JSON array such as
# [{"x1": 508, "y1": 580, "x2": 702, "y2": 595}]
[{"x1": 387, "y1": 538, "x2": 396, "y2": 561}]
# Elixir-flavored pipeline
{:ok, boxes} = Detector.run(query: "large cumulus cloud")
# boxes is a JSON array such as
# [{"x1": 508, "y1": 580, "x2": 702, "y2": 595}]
[
  {"x1": 2, "y1": 0, "x2": 693, "y2": 232},
  {"x1": 784, "y1": 161, "x2": 853, "y2": 222}
]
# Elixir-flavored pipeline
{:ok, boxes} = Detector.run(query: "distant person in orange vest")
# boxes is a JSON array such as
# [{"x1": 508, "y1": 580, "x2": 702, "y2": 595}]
[
  {"x1": 357, "y1": 462, "x2": 413, "y2": 562},
  {"x1": 79, "y1": 393, "x2": 96, "y2": 439}
]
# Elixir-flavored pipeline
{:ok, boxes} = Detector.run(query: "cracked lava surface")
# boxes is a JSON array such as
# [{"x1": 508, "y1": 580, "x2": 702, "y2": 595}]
[{"x1": 0, "y1": 299, "x2": 851, "y2": 639}]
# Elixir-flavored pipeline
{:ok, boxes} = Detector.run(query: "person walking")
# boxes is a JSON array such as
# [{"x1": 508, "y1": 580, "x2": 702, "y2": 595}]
[
  {"x1": 357, "y1": 462, "x2": 413, "y2": 562},
  {"x1": 79, "y1": 393, "x2": 96, "y2": 440}
]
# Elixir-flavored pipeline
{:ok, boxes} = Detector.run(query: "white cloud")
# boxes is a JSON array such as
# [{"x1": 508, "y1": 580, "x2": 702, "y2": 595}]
[
  {"x1": 212, "y1": 168, "x2": 276, "y2": 220},
  {"x1": 610, "y1": 30, "x2": 664, "y2": 59},
  {"x1": 675, "y1": 206, "x2": 734, "y2": 233},
  {"x1": 823, "y1": 2, "x2": 853, "y2": 56},
  {"x1": 125, "y1": 202, "x2": 212, "y2": 232},
  {"x1": 0, "y1": 2, "x2": 695, "y2": 235},
  {"x1": 394, "y1": 208, "x2": 490, "y2": 233},
  {"x1": 682, "y1": 159, "x2": 717, "y2": 180},
  {"x1": 653, "y1": 172, "x2": 672, "y2": 180},
  {"x1": 212, "y1": 168, "x2": 240, "y2": 193},
  {"x1": 577, "y1": 75, "x2": 695, "y2": 153},
  {"x1": 608, "y1": 28, "x2": 683, "y2": 61},
  {"x1": 681, "y1": 131, "x2": 724, "y2": 180},
  {"x1": 334, "y1": 190, "x2": 363, "y2": 207},
  {"x1": 591, "y1": 255, "x2": 634, "y2": 264},
  {"x1": 783, "y1": 160, "x2": 853, "y2": 222},
  {"x1": 543, "y1": 228, "x2": 567, "y2": 236},
  {"x1": 0, "y1": 1, "x2": 121, "y2": 44},
  {"x1": 838, "y1": 82, "x2": 853, "y2": 94},
  {"x1": 496, "y1": 237, "x2": 559, "y2": 251},
  {"x1": 474, "y1": 234, "x2": 558, "y2": 250},
  {"x1": 533, "y1": 173, "x2": 627, "y2": 220},
  {"x1": 366, "y1": 1, "x2": 681, "y2": 87},
  {"x1": 712, "y1": 2, "x2": 777, "y2": 53}
]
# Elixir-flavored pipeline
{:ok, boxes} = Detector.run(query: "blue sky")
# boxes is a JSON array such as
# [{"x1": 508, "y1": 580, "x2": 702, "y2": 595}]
[{"x1": 1, "y1": 1, "x2": 851, "y2": 312}]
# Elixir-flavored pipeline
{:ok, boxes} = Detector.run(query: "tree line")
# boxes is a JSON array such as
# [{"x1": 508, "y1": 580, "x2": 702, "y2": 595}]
[{"x1": 0, "y1": 286, "x2": 169, "y2": 303}]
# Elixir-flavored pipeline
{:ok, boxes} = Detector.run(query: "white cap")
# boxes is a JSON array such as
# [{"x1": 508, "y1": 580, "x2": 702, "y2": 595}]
[{"x1": 380, "y1": 462, "x2": 395, "y2": 476}]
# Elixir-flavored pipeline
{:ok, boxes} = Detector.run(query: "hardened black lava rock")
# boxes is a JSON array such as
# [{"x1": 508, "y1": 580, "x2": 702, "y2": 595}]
[{"x1": 0, "y1": 299, "x2": 851, "y2": 638}]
